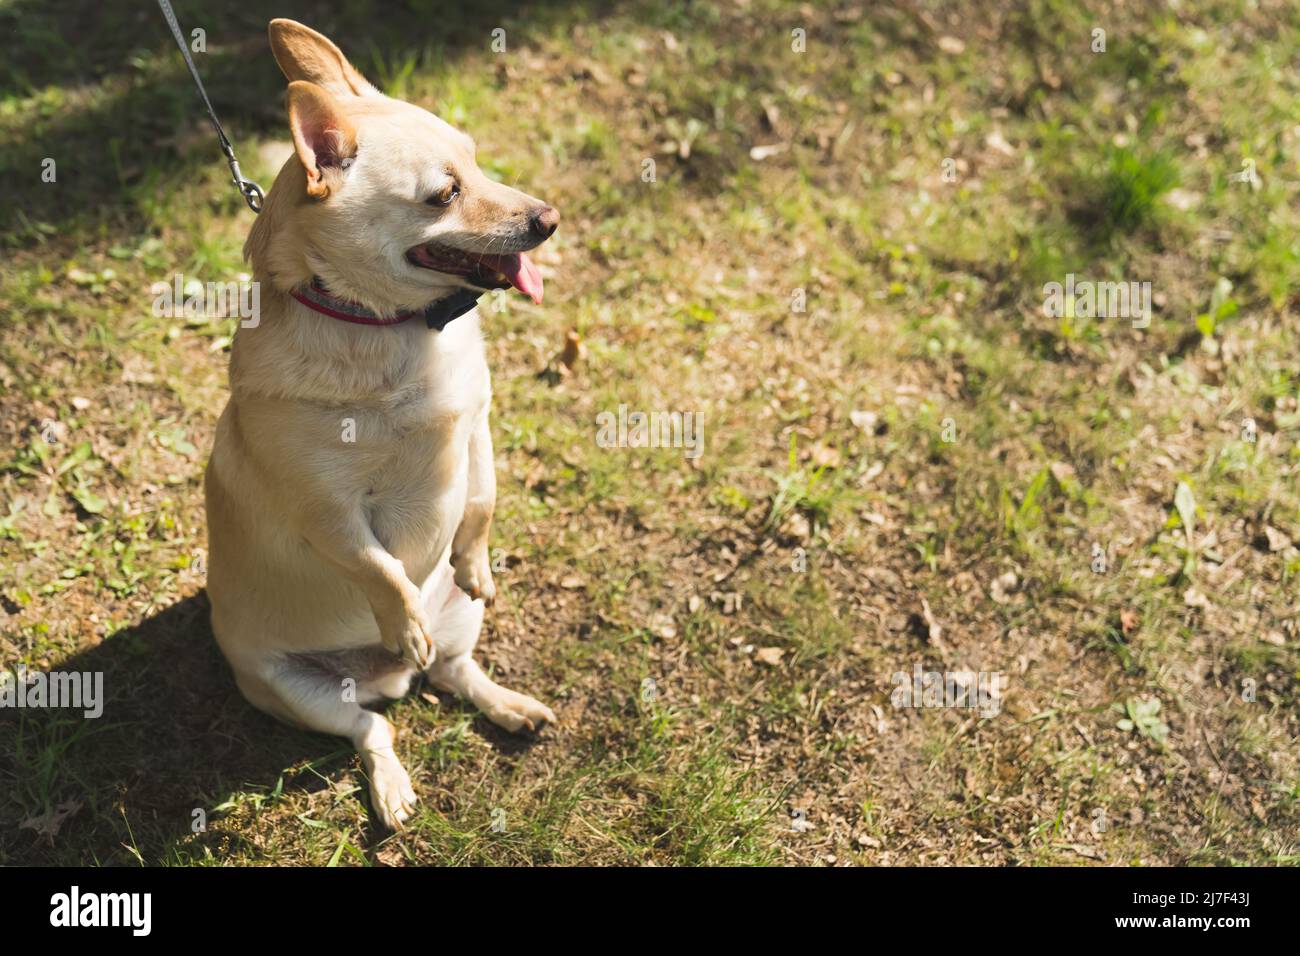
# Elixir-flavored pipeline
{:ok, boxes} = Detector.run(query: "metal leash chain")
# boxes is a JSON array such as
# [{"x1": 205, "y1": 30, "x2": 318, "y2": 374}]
[{"x1": 156, "y1": 0, "x2": 263, "y2": 212}]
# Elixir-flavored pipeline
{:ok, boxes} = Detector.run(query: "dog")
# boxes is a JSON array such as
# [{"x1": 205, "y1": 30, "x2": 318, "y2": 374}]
[{"x1": 204, "y1": 19, "x2": 558, "y2": 829}]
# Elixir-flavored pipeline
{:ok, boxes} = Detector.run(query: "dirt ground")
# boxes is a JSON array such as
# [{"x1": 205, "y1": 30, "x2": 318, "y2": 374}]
[{"x1": 1, "y1": 0, "x2": 1296, "y2": 865}]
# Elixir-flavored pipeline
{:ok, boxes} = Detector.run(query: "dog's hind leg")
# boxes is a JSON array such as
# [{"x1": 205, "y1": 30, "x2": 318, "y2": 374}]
[
  {"x1": 431, "y1": 653, "x2": 556, "y2": 733},
  {"x1": 423, "y1": 586, "x2": 556, "y2": 733},
  {"x1": 238, "y1": 655, "x2": 418, "y2": 830}
]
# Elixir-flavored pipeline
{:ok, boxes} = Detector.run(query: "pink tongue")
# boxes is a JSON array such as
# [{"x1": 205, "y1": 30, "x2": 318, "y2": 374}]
[{"x1": 482, "y1": 252, "x2": 544, "y2": 304}]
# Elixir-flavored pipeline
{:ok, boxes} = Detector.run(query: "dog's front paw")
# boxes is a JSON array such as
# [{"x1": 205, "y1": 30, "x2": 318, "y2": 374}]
[
  {"x1": 399, "y1": 613, "x2": 435, "y2": 669},
  {"x1": 452, "y1": 549, "x2": 496, "y2": 606},
  {"x1": 365, "y1": 751, "x2": 418, "y2": 830},
  {"x1": 380, "y1": 605, "x2": 434, "y2": 669}
]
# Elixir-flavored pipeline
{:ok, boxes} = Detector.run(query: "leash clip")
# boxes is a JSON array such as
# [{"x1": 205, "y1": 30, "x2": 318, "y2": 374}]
[{"x1": 227, "y1": 157, "x2": 264, "y2": 213}]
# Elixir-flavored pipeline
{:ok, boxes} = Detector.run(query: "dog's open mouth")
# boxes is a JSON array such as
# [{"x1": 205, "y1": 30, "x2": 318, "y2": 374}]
[{"x1": 405, "y1": 242, "x2": 544, "y2": 304}]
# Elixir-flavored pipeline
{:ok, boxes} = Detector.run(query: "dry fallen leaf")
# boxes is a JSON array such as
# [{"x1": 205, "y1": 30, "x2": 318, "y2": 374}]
[
  {"x1": 755, "y1": 646, "x2": 785, "y2": 666},
  {"x1": 540, "y1": 329, "x2": 585, "y2": 384},
  {"x1": 649, "y1": 612, "x2": 677, "y2": 640},
  {"x1": 937, "y1": 35, "x2": 966, "y2": 54},
  {"x1": 1119, "y1": 609, "x2": 1141, "y2": 637},
  {"x1": 810, "y1": 444, "x2": 841, "y2": 468},
  {"x1": 20, "y1": 799, "x2": 82, "y2": 846},
  {"x1": 1048, "y1": 461, "x2": 1076, "y2": 484},
  {"x1": 985, "y1": 130, "x2": 1016, "y2": 157},
  {"x1": 1262, "y1": 526, "x2": 1291, "y2": 552},
  {"x1": 556, "y1": 329, "x2": 584, "y2": 371},
  {"x1": 989, "y1": 571, "x2": 1018, "y2": 604},
  {"x1": 782, "y1": 511, "x2": 811, "y2": 540},
  {"x1": 521, "y1": 458, "x2": 545, "y2": 490},
  {"x1": 849, "y1": 409, "x2": 879, "y2": 432}
]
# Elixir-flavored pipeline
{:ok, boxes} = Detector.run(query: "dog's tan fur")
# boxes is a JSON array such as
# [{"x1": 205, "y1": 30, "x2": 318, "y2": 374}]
[{"x1": 205, "y1": 19, "x2": 557, "y2": 829}]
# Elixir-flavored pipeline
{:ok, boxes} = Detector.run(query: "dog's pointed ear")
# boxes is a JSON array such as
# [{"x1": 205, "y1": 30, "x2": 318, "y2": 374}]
[
  {"x1": 287, "y1": 81, "x2": 357, "y2": 200},
  {"x1": 269, "y1": 19, "x2": 378, "y2": 97}
]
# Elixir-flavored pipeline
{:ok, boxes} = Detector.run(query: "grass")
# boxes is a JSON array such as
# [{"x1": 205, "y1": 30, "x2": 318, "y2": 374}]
[
  {"x1": 0, "y1": 0, "x2": 1297, "y2": 866},
  {"x1": 1092, "y1": 145, "x2": 1180, "y2": 239}
]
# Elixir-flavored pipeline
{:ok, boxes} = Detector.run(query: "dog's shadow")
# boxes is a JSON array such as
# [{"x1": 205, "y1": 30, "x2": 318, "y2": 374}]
[{"x1": 0, "y1": 590, "x2": 527, "y2": 864}]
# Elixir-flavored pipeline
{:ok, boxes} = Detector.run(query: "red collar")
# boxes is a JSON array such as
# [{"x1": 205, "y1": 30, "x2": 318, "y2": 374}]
[{"x1": 289, "y1": 277, "x2": 482, "y2": 330}]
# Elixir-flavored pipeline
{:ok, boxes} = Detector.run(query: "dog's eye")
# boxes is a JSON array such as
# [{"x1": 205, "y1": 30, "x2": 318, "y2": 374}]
[{"x1": 426, "y1": 183, "x2": 460, "y2": 206}]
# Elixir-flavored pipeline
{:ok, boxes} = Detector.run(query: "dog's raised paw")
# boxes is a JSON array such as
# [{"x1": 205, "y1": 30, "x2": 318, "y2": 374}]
[
  {"x1": 390, "y1": 611, "x2": 434, "y2": 670},
  {"x1": 452, "y1": 552, "x2": 496, "y2": 606},
  {"x1": 378, "y1": 596, "x2": 435, "y2": 669}
]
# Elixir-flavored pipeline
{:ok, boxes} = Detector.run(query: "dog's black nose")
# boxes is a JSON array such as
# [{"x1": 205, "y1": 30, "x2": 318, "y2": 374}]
[{"x1": 531, "y1": 205, "x2": 560, "y2": 239}]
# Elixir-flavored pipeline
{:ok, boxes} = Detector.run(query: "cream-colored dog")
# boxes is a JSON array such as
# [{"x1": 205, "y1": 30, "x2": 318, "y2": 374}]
[{"x1": 204, "y1": 19, "x2": 558, "y2": 829}]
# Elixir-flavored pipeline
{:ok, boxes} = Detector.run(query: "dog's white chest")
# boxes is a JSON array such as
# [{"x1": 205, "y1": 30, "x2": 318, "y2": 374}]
[{"x1": 362, "y1": 336, "x2": 489, "y2": 577}]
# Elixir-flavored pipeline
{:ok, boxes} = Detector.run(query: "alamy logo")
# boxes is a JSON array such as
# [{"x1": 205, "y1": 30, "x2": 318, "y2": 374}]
[
  {"x1": 151, "y1": 273, "x2": 260, "y2": 328},
  {"x1": 0, "y1": 666, "x2": 103, "y2": 718},
  {"x1": 1042, "y1": 273, "x2": 1151, "y2": 328},
  {"x1": 890, "y1": 664, "x2": 1005, "y2": 718},
  {"x1": 50, "y1": 886, "x2": 151, "y2": 936},
  {"x1": 595, "y1": 404, "x2": 704, "y2": 459}
]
